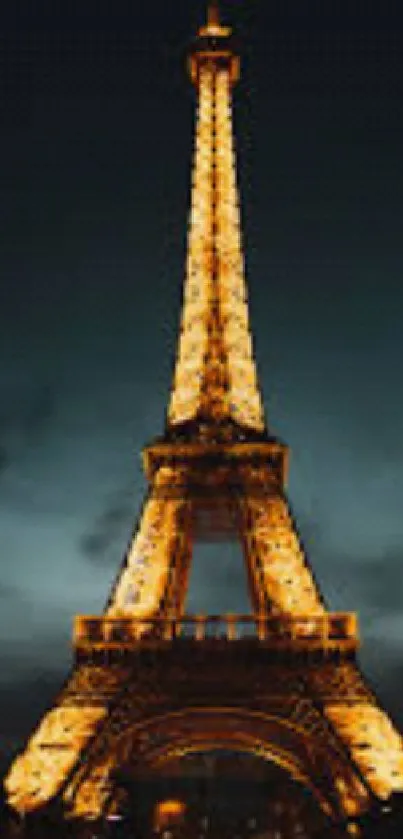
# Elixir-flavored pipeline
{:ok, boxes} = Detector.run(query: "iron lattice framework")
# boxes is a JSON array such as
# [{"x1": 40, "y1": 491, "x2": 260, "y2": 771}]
[{"x1": 4, "y1": 3, "x2": 403, "y2": 836}]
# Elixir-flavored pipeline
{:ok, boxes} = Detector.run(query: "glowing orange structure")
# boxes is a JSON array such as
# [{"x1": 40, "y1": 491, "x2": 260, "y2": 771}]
[
  {"x1": 4, "y1": 2, "x2": 403, "y2": 836},
  {"x1": 153, "y1": 798, "x2": 186, "y2": 832}
]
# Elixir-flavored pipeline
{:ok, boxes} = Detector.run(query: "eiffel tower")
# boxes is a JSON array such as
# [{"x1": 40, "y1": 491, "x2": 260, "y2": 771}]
[{"x1": 4, "y1": 2, "x2": 403, "y2": 837}]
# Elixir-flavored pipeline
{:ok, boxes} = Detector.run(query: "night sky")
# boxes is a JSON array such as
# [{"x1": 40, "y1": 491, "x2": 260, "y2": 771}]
[{"x1": 1, "y1": 0, "x2": 403, "y2": 776}]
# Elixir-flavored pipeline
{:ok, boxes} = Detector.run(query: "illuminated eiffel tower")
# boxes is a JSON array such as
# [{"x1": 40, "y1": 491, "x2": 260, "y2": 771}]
[{"x1": 4, "y1": 2, "x2": 403, "y2": 836}]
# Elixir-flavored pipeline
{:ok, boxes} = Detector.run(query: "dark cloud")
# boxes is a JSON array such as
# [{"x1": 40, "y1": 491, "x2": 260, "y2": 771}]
[
  {"x1": 290, "y1": 503, "x2": 403, "y2": 613},
  {"x1": 80, "y1": 530, "x2": 116, "y2": 561},
  {"x1": 18, "y1": 384, "x2": 56, "y2": 444},
  {"x1": 0, "y1": 583, "x2": 22, "y2": 601},
  {"x1": 0, "y1": 447, "x2": 8, "y2": 475},
  {"x1": 349, "y1": 550, "x2": 403, "y2": 614},
  {"x1": 79, "y1": 482, "x2": 134, "y2": 563},
  {"x1": 0, "y1": 383, "x2": 57, "y2": 475},
  {"x1": 359, "y1": 638, "x2": 403, "y2": 730},
  {"x1": 0, "y1": 384, "x2": 55, "y2": 438},
  {"x1": 312, "y1": 546, "x2": 403, "y2": 618}
]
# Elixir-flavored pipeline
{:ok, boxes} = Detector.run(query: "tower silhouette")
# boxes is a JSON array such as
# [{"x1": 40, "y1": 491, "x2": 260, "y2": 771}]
[{"x1": 4, "y1": 3, "x2": 403, "y2": 836}]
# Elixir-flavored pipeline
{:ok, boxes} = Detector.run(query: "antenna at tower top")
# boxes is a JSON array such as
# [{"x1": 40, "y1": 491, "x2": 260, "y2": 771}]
[{"x1": 207, "y1": 0, "x2": 221, "y2": 28}]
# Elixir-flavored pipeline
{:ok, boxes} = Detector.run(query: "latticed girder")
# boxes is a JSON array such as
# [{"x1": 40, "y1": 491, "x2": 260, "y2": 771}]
[
  {"x1": 106, "y1": 465, "x2": 191, "y2": 622},
  {"x1": 5, "y1": 651, "x2": 376, "y2": 824},
  {"x1": 239, "y1": 483, "x2": 326, "y2": 617},
  {"x1": 4, "y1": 665, "x2": 131, "y2": 814},
  {"x1": 103, "y1": 450, "x2": 326, "y2": 623},
  {"x1": 307, "y1": 663, "x2": 403, "y2": 801},
  {"x1": 5, "y1": 443, "x2": 403, "y2": 816},
  {"x1": 5, "y1": 652, "x2": 403, "y2": 821},
  {"x1": 168, "y1": 55, "x2": 265, "y2": 431}
]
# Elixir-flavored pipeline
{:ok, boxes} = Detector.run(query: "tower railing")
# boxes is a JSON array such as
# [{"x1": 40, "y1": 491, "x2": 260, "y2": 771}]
[{"x1": 73, "y1": 612, "x2": 358, "y2": 654}]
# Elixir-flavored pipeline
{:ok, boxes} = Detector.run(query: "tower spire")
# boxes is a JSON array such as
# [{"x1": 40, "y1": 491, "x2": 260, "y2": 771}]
[
  {"x1": 169, "y1": 0, "x2": 263, "y2": 432},
  {"x1": 207, "y1": 0, "x2": 220, "y2": 28}
]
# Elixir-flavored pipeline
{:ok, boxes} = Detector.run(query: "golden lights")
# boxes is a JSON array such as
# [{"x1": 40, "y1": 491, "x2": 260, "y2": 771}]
[
  {"x1": 5, "y1": 705, "x2": 106, "y2": 812},
  {"x1": 169, "y1": 57, "x2": 264, "y2": 430},
  {"x1": 169, "y1": 66, "x2": 213, "y2": 424},
  {"x1": 153, "y1": 798, "x2": 186, "y2": 831},
  {"x1": 242, "y1": 492, "x2": 325, "y2": 616},
  {"x1": 108, "y1": 466, "x2": 187, "y2": 620},
  {"x1": 327, "y1": 703, "x2": 403, "y2": 799}
]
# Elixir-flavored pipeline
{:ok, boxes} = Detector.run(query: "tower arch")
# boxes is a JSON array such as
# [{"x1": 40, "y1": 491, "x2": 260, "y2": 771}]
[{"x1": 65, "y1": 703, "x2": 367, "y2": 822}]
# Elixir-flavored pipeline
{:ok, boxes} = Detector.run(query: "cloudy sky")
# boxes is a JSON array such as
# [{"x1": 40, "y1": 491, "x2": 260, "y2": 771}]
[{"x1": 0, "y1": 0, "x2": 403, "y2": 774}]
